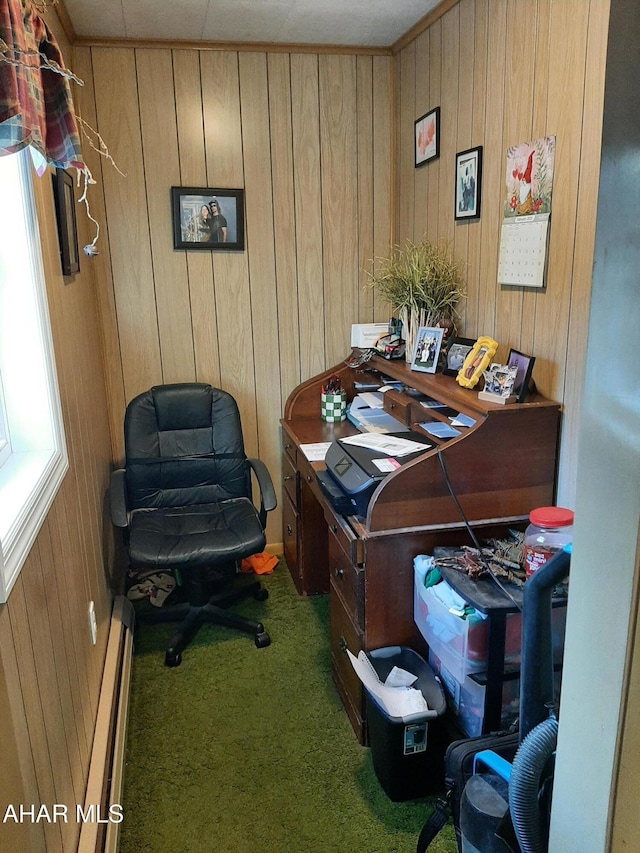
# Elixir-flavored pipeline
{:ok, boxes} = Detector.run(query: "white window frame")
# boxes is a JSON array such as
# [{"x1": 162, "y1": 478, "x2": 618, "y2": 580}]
[{"x1": 0, "y1": 149, "x2": 68, "y2": 602}]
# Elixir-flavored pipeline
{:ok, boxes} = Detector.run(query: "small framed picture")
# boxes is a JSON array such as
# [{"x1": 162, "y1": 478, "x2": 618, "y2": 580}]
[
  {"x1": 411, "y1": 327, "x2": 445, "y2": 373},
  {"x1": 171, "y1": 187, "x2": 245, "y2": 250},
  {"x1": 507, "y1": 349, "x2": 536, "y2": 402},
  {"x1": 455, "y1": 146, "x2": 483, "y2": 220},
  {"x1": 442, "y1": 336, "x2": 476, "y2": 376},
  {"x1": 415, "y1": 107, "x2": 440, "y2": 167},
  {"x1": 52, "y1": 169, "x2": 79, "y2": 275}
]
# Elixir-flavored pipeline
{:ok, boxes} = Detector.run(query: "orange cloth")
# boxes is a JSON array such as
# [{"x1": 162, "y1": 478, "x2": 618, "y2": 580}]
[{"x1": 240, "y1": 552, "x2": 278, "y2": 575}]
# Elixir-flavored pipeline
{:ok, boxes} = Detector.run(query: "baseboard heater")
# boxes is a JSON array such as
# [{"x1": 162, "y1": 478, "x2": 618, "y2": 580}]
[{"x1": 78, "y1": 595, "x2": 135, "y2": 853}]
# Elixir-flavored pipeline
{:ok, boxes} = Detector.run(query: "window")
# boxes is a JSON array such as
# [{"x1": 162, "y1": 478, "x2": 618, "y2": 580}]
[{"x1": 0, "y1": 149, "x2": 68, "y2": 602}]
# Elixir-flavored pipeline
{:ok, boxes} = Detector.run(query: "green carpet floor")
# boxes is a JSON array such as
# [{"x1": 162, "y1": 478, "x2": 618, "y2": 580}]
[{"x1": 119, "y1": 563, "x2": 457, "y2": 853}]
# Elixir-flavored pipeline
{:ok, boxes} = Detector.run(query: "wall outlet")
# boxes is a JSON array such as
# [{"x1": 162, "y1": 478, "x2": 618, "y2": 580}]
[{"x1": 88, "y1": 601, "x2": 97, "y2": 645}]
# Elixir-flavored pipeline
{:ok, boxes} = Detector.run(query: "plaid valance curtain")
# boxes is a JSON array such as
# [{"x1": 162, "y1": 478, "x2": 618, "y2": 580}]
[{"x1": 0, "y1": 0, "x2": 84, "y2": 170}]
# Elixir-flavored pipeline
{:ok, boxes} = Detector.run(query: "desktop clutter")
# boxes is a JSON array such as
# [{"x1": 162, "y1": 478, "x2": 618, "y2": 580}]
[{"x1": 328, "y1": 322, "x2": 570, "y2": 850}]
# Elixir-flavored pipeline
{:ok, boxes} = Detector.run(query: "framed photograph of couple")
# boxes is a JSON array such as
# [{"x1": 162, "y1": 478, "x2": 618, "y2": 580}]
[
  {"x1": 410, "y1": 327, "x2": 445, "y2": 374},
  {"x1": 172, "y1": 187, "x2": 245, "y2": 250},
  {"x1": 455, "y1": 146, "x2": 483, "y2": 220}
]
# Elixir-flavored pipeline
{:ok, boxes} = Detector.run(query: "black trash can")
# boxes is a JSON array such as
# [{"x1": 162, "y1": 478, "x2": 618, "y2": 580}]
[{"x1": 365, "y1": 646, "x2": 448, "y2": 801}]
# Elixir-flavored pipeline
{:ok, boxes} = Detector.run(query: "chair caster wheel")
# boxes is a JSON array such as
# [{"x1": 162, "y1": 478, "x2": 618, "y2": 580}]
[
  {"x1": 254, "y1": 587, "x2": 269, "y2": 602},
  {"x1": 255, "y1": 631, "x2": 271, "y2": 648},
  {"x1": 165, "y1": 649, "x2": 182, "y2": 667}
]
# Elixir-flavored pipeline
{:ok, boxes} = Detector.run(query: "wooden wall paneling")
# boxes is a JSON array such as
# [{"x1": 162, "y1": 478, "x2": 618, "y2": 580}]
[
  {"x1": 33, "y1": 530, "x2": 85, "y2": 806},
  {"x1": 426, "y1": 20, "x2": 442, "y2": 243},
  {"x1": 452, "y1": 0, "x2": 475, "y2": 333},
  {"x1": 557, "y1": 0, "x2": 609, "y2": 506},
  {"x1": 437, "y1": 5, "x2": 459, "y2": 244},
  {"x1": 372, "y1": 55, "x2": 393, "y2": 323},
  {"x1": 413, "y1": 29, "x2": 430, "y2": 240},
  {"x1": 494, "y1": 0, "x2": 536, "y2": 359},
  {"x1": 397, "y1": 41, "x2": 416, "y2": 241},
  {"x1": 21, "y1": 545, "x2": 79, "y2": 852},
  {"x1": 319, "y1": 54, "x2": 359, "y2": 367},
  {"x1": 34, "y1": 171, "x2": 112, "y2": 656},
  {"x1": 72, "y1": 46, "x2": 126, "y2": 462},
  {"x1": 531, "y1": 0, "x2": 590, "y2": 401},
  {"x1": 0, "y1": 607, "x2": 47, "y2": 852},
  {"x1": 356, "y1": 55, "x2": 375, "y2": 323},
  {"x1": 91, "y1": 48, "x2": 162, "y2": 402},
  {"x1": 201, "y1": 51, "x2": 258, "y2": 452},
  {"x1": 520, "y1": 0, "x2": 552, "y2": 357},
  {"x1": 31, "y1": 170, "x2": 110, "y2": 686},
  {"x1": 136, "y1": 49, "x2": 196, "y2": 385},
  {"x1": 42, "y1": 512, "x2": 91, "y2": 765},
  {"x1": 8, "y1": 574, "x2": 64, "y2": 850},
  {"x1": 290, "y1": 53, "x2": 325, "y2": 381},
  {"x1": 49, "y1": 488, "x2": 98, "y2": 749},
  {"x1": 466, "y1": 0, "x2": 489, "y2": 339},
  {"x1": 476, "y1": 0, "x2": 507, "y2": 338},
  {"x1": 239, "y1": 51, "x2": 282, "y2": 537},
  {"x1": 172, "y1": 49, "x2": 222, "y2": 389},
  {"x1": 267, "y1": 53, "x2": 301, "y2": 398}
]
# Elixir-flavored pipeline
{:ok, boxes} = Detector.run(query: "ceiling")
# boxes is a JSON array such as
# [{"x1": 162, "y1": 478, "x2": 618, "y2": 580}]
[{"x1": 62, "y1": 0, "x2": 442, "y2": 48}]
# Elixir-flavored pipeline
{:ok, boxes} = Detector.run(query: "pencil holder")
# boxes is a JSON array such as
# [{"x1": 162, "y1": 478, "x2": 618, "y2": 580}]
[{"x1": 321, "y1": 390, "x2": 347, "y2": 422}]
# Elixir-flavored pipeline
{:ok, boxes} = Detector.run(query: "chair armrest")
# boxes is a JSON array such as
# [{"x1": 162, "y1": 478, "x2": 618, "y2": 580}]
[
  {"x1": 110, "y1": 468, "x2": 129, "y2": 528},
  {"x1": 247, "y1": 458, "x2": 277, "y2": 527}
]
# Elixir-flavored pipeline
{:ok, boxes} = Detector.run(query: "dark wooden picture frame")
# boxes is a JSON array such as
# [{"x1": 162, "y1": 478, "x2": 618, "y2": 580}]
[
  {"x1": 507, "y1": 348, "x2": 536, "y2": 402},
  {"x1": 455, "y1": 146, "x2": 483, "y2": 220},
  {"x1": 171, "y1": 187, "x2": 245, "y2": 250},
  {"x1": 52, "y1": 169, "x2": 79, "y2": 275},
  {"x1": 442, "y1": 336, "x2": 476, "y2": 376},
  {"x1": 415, "y1": 107, "x2": 440, "y2": 167}
]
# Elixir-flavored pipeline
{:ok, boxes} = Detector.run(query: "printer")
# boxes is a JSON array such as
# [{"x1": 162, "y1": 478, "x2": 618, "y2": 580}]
[{"x1": 317, "y1": 433, "x2": 429, "y2": 516}]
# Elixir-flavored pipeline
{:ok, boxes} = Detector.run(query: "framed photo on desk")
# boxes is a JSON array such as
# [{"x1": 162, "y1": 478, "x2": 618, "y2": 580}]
[{"x1": 411, "y1": 327, "x2": 444, "y2": 373}]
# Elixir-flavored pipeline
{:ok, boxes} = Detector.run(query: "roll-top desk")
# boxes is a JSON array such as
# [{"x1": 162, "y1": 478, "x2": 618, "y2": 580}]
[{"x1": 281, "y1": 353, "x2": 561, "y2": 743}]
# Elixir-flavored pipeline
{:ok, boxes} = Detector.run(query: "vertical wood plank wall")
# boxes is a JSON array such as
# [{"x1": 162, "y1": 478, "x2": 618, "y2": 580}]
[
  {"x1": 394, "y1": 0, "x2": 610, "y2": 507},
  {"x1": 80, "y1": 44, "x2": 393, "y2": 541},
  {"x1": 0, "y1": 11, "x2": 115, "y2": 853}
]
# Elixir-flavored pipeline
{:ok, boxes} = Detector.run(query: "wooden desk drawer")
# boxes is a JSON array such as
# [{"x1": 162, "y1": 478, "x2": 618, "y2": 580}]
[
  {"x1": 282, "y1": 492, "x2": 300, "y2": 592},
  {"x1": 383, "y1": 388, "x2": 411, "y2": 424},
  {"x1": 281, "y1": 431, "x2": 297, "y2": 467},
  {"x1": 281, "y1": 451, "x2": 298, "y2": 506},
  {"x1": 330, "y1": 587, "x2": 365, "y2": 738},
  {"x1": 324, "y1": 506, "x2": 361, "y2": 565},
  {"x1": 329, "y1": 533, "x2": 363, "y2": 629}
]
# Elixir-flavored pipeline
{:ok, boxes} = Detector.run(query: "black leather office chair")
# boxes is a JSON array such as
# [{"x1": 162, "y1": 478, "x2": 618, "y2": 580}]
[{"x1": 110, "y1": 383, "x2": 277, "y2": 666}]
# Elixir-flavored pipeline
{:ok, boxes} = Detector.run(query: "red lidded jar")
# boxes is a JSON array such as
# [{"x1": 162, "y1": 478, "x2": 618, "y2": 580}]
[{"x1": 524, "y1": 506, "x2": 574, "y2": 580}]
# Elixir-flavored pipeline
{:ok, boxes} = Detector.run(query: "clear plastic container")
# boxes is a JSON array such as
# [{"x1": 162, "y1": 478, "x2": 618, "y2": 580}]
[{"x1": 524, "y1": 506, "x2": 574, "y2": 579}]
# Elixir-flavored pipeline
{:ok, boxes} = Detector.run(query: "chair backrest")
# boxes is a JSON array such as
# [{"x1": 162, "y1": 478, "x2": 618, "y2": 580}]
[{"x1": 124, "y1": 383, "x2": 250, "y2": 510}]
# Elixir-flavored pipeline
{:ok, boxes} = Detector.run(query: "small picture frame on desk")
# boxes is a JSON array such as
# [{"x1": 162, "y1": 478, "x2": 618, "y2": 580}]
[
  {"x1": 411, "y1": 327, "x2": 444, "y2": 373},
  {"x1": 442, "y1": 337, "x2": 476, "y2": 376},
  {"x1": 507, "y1": 349, "x2": 536, "y2": 402}
]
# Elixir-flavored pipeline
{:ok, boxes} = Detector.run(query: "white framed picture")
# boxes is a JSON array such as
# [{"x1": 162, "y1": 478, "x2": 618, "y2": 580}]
[{"x1": 410, "y1": 327, "x2": 445, "y2": 373}]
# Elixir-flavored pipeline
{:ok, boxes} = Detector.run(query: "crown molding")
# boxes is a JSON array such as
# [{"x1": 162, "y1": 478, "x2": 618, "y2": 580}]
[{"x1": 391, "y1": 0, "x2": 459, "y2": 54}]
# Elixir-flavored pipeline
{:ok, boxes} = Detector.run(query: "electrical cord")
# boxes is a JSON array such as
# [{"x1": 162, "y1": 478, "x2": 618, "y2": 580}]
[{"x1": 436, "y1": 447, "x2": 523, "y2": 611}]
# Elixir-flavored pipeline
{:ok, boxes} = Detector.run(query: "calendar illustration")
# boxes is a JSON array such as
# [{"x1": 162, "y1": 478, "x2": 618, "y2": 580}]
[
  {"x1": 498, "y1": 136, "x2": 555, "y2": 288},
  {"x1": 498, "y1": 213, "x2": 550, "y2": 288}
]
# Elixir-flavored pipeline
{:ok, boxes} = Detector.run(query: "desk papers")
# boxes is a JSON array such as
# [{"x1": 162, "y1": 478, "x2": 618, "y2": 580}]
[
  {"x1": 299, "y1": 442, "x2": 332, "y2": 462},
  {"x1": 340, "y1": 433, "x2": 431, "y2": 457}
]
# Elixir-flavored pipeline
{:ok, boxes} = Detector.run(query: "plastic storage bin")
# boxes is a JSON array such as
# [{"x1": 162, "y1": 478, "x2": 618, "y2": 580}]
[
  {"x1": 364, "y1": 646, "x2": 447, "y2": 801},
  {"x1": 428, "y1": 650, "x2": 520, "y2": 738},
  {"x1": 413, "y1": 570, "x2": 523, "y2": 682}
]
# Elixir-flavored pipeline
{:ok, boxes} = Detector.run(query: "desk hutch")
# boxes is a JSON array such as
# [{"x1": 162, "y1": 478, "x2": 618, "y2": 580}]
[{"x1": 281, "y1": 353, "x2": 560, "y2": 743}]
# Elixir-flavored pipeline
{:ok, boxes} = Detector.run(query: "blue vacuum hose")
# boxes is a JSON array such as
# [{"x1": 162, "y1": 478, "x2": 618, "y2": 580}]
[{"x1": 508, "y1": 714, "x2": 558, "y2": 853}]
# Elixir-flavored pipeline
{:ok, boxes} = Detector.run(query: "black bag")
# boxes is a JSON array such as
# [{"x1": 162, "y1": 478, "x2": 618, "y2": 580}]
[{"x1": 416, "y1": 729, "x2": 519, "y2": 853}]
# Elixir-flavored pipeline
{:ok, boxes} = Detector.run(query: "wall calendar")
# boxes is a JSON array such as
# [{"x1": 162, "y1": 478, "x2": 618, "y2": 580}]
[
  {"x1": 498, "y1": 136, "x2": 555, "y2": 289},
  {"x1": 498, "y1": 213, "x2": 550, "y2": 288}
]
